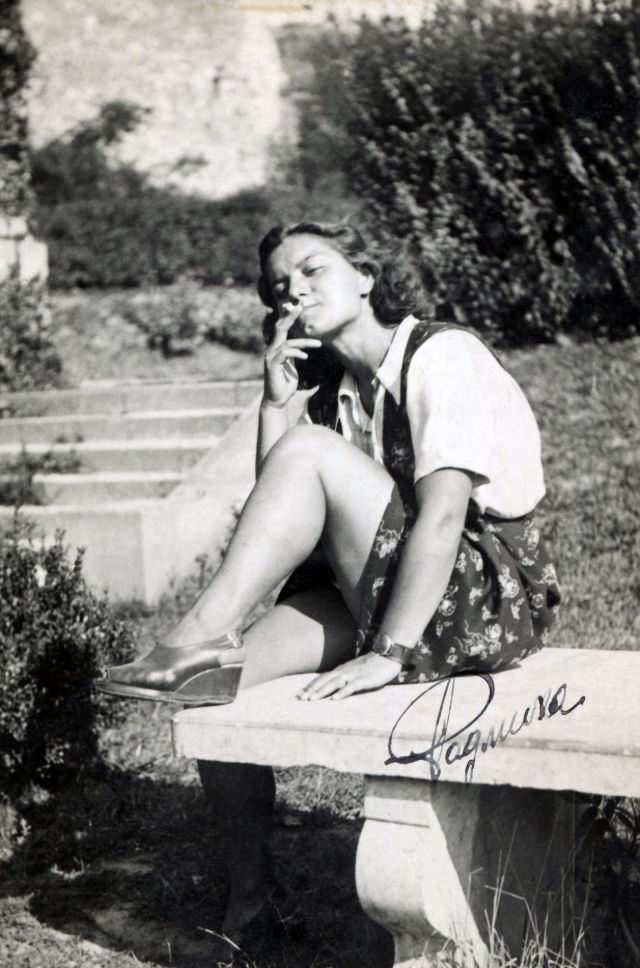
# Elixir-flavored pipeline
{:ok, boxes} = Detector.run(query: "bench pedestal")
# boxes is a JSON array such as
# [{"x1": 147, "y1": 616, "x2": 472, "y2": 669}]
[
  {"x1": 173, "y1": 651, "x2": 640, "y2": 965},
  {"x1": 358, "y1": 778, "x2": 579, "y2": 968}
]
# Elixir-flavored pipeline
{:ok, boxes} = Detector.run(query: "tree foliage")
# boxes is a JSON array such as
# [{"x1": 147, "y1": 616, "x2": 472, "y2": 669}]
[
  {"x1": 0, "y1": 0, "x2": 35, "y2": 214},
  {"x1": 293, "y1": 1, "x2": 640, "y2": 343}
]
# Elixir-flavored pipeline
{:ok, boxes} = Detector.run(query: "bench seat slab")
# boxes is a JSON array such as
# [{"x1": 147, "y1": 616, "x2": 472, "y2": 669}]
[{"x1": 173, "y1": 649, "x2": 640, "y2": 797}]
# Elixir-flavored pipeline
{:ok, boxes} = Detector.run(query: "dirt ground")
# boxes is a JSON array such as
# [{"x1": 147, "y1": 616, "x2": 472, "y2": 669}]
[{"x1": 0, "y1": 762, "x2": 394, "y2": 968}]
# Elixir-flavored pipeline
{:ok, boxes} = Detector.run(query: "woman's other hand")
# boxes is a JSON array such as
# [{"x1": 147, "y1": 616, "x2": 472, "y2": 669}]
[
  {"x1": 297, "y1": 652, "x2": 402, "y2": 701},
  {"x1": 263, "y1": 305, "x2": 321, "y2": 408}
]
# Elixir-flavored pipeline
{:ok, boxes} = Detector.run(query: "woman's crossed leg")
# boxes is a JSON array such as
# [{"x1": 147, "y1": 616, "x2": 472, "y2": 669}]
[{"x1": 171, "y1": 423, "x2": 396, "y2": 687}]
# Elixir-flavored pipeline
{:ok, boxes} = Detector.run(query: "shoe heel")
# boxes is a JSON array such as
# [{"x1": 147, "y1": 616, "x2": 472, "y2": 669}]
[{"x1": 174, "y1": 664, "x2": 243, "y2": 705}]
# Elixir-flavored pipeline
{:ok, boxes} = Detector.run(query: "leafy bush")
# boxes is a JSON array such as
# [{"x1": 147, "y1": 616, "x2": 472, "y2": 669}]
[
  {"x1": 292, "y1": 1, "x2": 640, "y2": 344},
  {"x1": 0, "y1": 516, "x2": 136, "y2": 793},
  {"x1": 0, "y1": 269, "x2": 64, "y2": 391},
  {"x1": 0, "y1": 2, "x2": 60, "y2": 390},
  {"x1": 122, "y1": 279, "x2": 204, "y2": 357},
  {"x1": 0, "y1": 0, "x2": 35, "y2": 215},
  {"x1": 120, "y1": 281, "x2": 264, "y2": 355},
  {"x1": 0, "y1": 447, "x2": 83, "y2": 507},
  {"x1": 36, "y1": 187, "x2": 278, "y2": 289}
]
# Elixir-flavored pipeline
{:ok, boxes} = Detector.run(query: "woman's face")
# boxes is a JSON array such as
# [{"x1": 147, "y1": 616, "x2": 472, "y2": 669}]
[{"x1": 265, "y1": 234, "x2": 372, "y2": 340}]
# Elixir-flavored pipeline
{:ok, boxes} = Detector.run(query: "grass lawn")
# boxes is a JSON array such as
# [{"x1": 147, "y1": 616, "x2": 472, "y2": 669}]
[{"x1": 1, "y1": 290, "x2": 639, "y2": 967}]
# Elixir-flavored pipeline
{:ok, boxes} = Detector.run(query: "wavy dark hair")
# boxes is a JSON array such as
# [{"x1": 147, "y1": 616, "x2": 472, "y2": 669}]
[{"x1": 257, "y1": 220, "x2": 428, "y2": 394}]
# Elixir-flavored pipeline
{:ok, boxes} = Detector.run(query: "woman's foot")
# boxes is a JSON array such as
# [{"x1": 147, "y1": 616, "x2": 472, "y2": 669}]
[
  {"x1": 94, "y1": 632, "x2": 245, "y2": 705},
  {"x1": 221, "y1": 885, "x2": 302, "y2": 963}
]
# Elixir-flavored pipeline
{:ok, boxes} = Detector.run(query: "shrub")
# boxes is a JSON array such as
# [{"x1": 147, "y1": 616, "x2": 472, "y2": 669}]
[
  {"x1": 0, "y1": 2, "x2": 61, "y2": 390},
  {"x1": 0, "y1": 516, "x2": 136, "y2": 793},
  {"x1": 0, "y1": 447, "x2": 83, "y2": 507},
  {"x1": 122, "y1": 279, "x2": 205, "y2": 357},
  {"x1": 293, "y1": 1, "x2": 640, "y2": 344},
  {"x1": 36, "y1": 188, "x2": 278, "y2": 289},
  {"x1": 119, "y1": 281, "x2": 264, "y2": 355},
  {"x1": 197, "y1": 285, "x2": 265, "y2": 352},
  {"x1": 0, "y1": 0, "x2": 35, "y2": 215},
  {"x1": 0, "y1": 269, "x2": 64, "y2": 391}
]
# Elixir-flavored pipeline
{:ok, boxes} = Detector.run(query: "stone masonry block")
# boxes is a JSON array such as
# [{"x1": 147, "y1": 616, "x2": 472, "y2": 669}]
[
  {"x1": 18, "y1": 235, "x2": 49, "y2": 282},
  {"x1": 0, "y1": 215, "x2": 28, "y2": 238},
  {"x1": 0, "y1": 239, "x2": 19, "y2": 282}
]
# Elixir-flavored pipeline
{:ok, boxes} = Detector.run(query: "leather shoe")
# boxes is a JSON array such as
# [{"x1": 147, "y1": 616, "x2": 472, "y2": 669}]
[
  {"x1": 94, "y1": 631, "x2": 244, "y2": 705},
  {"x1": 221, "y1": 890, "x2": 302, "y2": 965}
]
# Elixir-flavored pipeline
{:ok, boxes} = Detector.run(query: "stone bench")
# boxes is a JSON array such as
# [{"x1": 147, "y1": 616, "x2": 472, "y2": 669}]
[{"x1": 172, "y1": 647, "x2": 640, "y2": 967}]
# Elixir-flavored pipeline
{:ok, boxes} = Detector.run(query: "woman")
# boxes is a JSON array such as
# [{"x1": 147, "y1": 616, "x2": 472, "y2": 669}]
[{"x1": 97, "y1": 220, "x2": 560, "y2": 952}]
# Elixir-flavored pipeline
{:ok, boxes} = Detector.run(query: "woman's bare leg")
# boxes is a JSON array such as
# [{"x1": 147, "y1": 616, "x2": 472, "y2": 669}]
[
  {"x1": 169, "y1": 424, "x2": 395, "y2": 649},
  {"x1": 239, "y1": 583, "x2": 357, "y2": 689},
  {"x1": 185, "y1": 426, "x2": 392, "y2": 947},
  {"x1": 200, "y1": 583, "x2": 356, "y2": 939}
]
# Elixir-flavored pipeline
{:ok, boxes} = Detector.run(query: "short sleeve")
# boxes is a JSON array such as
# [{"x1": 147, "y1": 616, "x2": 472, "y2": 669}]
[
  {"x1": 405, "y1": 332, "x2": 513, "y2": 484},
  {"x1": 403, "y1": 330, "x2": 545, "y2": 517}
]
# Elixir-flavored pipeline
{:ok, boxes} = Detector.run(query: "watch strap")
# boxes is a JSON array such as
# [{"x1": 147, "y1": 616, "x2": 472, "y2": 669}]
[{"x1": 370, "y1": 631, "x2": 414, "y2": 667}]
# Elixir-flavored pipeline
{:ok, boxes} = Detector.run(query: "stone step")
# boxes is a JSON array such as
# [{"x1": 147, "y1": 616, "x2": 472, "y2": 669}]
[
  {"x1": 0, "y1": 407, "x2": 240, "y2": 445},
  {"x1": 0, "y1": 398, "x2": 261, "y2": 602},
  {"x1": 0, "y1": 438, "x2": 216, "y2": 474},
  {"x1": 0, "y1": 486, "x2": 246, "y2": 602},
  {"x1": 0, "y1": 470, "x2": 187, "y2": 504},
  {"x1": 0, "y1": 379, "x2": 262, "y2": 417}
]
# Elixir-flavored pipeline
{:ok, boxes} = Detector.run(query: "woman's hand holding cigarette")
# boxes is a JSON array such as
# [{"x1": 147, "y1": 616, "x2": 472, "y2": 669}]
[{"x1": 263, "y1": 304, "x2": 321, "y2": 408}]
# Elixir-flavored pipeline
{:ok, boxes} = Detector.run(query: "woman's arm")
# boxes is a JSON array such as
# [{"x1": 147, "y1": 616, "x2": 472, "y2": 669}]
[
  {"x1": 256, "y1": 308, "x2": 321, "y2": 473},
  {"x1": 299, "y1": 467, "x2": 472, "y2": 700},
  {"x1": 256, "y1": 395, "x2": 308, "y2": 471},
  {"x1": 376, "y1": 468, "x2": 472, "y2": 646}
]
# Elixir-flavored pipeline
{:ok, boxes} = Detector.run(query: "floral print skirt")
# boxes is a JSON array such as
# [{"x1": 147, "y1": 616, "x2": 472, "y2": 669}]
[{"x1": 356, "y1": 489, "x2": 561, "y2": 683}]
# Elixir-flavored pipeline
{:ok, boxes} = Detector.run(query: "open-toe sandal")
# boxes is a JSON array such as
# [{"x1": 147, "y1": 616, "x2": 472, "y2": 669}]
[{"x1": 93, "y1": 631, "x2": 244, "y2": 705}]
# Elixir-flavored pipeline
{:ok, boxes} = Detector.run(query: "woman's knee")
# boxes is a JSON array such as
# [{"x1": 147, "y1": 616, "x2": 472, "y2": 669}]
[
  {"x1": 275, "y1": 423, "x2": 341, "y2": 459},
  {"x1": 239, "y1": 588, "x2": 356, "y2": 689},
  {"x1": 264, "y1": 424, "x2": 345, "y2": 474}
]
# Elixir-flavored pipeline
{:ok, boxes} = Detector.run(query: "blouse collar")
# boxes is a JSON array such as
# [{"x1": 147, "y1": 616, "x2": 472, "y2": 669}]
[{"x1": 336, "y1": 314, "x2": 419, "y2": 407}]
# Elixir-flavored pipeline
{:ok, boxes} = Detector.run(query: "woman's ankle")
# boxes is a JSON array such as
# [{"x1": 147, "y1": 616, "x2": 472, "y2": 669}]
[
  {"x1": 223, "y1": 888, "x2": 270, "y2": 934},
  {"x1": 165, "y1": 615, "x2": 239, "y2": 649}
]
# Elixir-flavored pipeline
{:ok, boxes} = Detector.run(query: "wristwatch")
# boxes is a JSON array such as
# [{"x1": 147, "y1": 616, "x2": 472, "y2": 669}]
[{"x1": 371, "y1": 631, "x2": 414, "y2": 668}]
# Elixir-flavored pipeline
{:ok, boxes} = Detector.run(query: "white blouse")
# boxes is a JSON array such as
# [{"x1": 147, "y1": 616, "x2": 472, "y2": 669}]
[{"x1": 334, "y1": 316, "x2": 546, "y2": 519}]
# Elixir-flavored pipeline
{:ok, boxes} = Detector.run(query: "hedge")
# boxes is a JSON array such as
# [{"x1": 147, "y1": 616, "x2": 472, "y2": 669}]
[
  {"x1": 290, "y1": 0, "x2": 640, "y2": 343},
  {"x1": 37, "y1": 191, "x2": 272, "y2": 288}
]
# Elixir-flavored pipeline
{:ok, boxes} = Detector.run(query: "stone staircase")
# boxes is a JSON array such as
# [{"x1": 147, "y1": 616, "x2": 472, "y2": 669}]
[{"x1": 0, "y1": 379, "x2": 262, "y2": 602}]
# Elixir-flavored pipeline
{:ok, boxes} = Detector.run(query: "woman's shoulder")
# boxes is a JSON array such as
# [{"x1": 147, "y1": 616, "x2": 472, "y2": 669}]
[
  {"x1": 405, "y1": 325, "x2": 534, "y2": 414},
  {"x1": 407, "y1": 324, "x2": 499, "y2": 370}
]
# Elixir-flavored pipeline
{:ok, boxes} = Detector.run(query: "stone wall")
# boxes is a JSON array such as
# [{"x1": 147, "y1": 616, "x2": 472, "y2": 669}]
[
  {"x1": 22, "y1": 0, "x2": 428, "y2": 200},
  {"x1": 0, "y1": 214, "x2": 47, "y2": 285}
]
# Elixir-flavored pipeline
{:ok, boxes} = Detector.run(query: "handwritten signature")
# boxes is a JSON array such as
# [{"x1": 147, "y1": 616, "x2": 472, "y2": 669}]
[{"x1": 386, "y1": 673, "x2": 586, "y2": 783}]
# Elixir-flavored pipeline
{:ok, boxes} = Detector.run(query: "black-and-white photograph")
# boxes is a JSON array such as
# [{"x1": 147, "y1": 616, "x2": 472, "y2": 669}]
[{"x1": 0, "y1": 1, "x2": 638, "y2": 965}]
